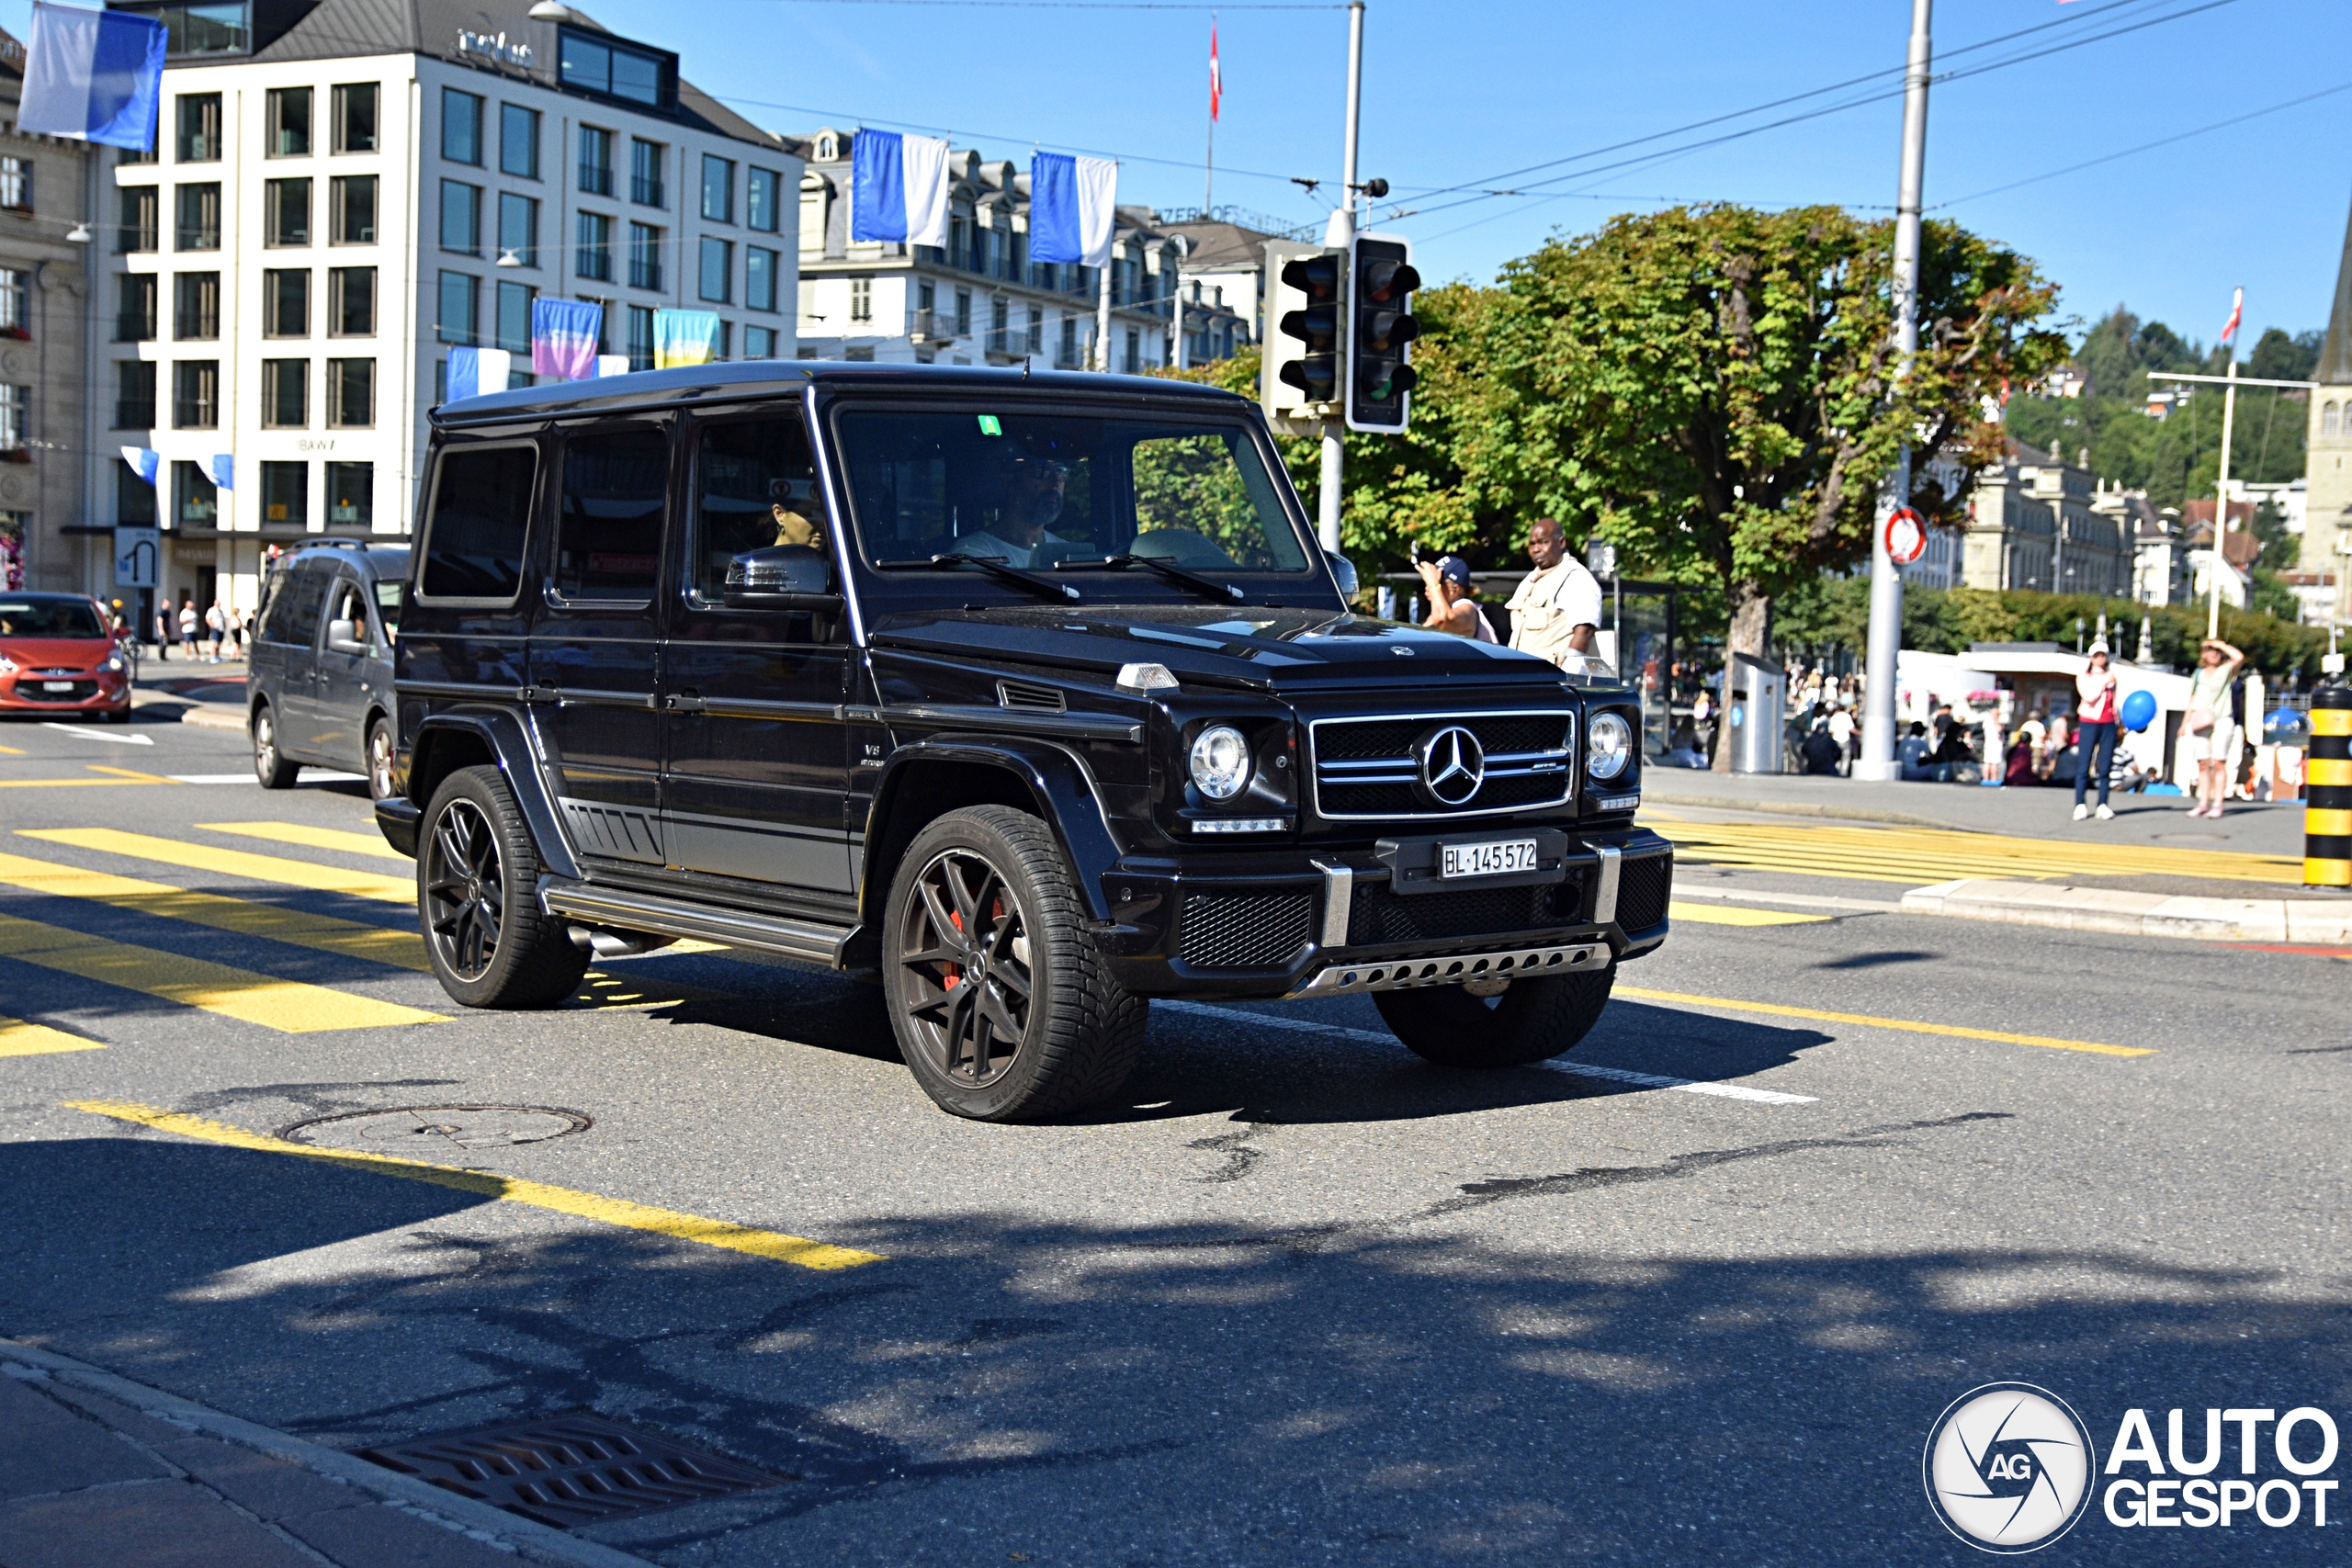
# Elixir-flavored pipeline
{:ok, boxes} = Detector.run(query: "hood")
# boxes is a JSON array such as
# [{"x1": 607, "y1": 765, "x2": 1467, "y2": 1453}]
[
  {"x1": 0, "y1": 637, "x2": 118, "y2": 671},
  {"x1": 868, "y1": 603, "x2": 1581, "y2": 694}
]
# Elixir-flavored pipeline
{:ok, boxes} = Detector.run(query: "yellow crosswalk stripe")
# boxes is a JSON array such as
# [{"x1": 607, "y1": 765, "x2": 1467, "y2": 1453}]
[
  {"x1": 1614, "y1": 985, "x2": 2152, "y2": 1056},
  {"x1": 69, "y1": 1100, "x2": 886, "y2": 1270},
  {"x1": 0, "y1": 850, "x2": 429, "y2": 971},
  {"x1": 0, "y1": 1016, "x2": 107, "y2": 1057},
  {"x1": 1668, "y1": 900, "x2": 1829, "y2": 927},
  {"x1": 0, "y1": 911, "x2": 444, "y2": 1032},
  {"x1": 1658, "y1": 820, "x2": 2304, "y2": 887},
  {"x1": 197, "y1": 820, "x2": 408, "y2": 862},
  {"x1": 20, "y1": 828, "x2": 414, "y2": 903}
]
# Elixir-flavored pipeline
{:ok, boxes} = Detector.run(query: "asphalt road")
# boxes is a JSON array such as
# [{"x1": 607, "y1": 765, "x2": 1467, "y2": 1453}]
[{"x1": 1, "y1": 708, "x2": 2345, "y2": 1565}]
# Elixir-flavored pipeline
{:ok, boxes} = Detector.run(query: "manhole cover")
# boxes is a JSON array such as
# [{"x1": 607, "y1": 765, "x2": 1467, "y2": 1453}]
[
  {"x1": 280, "y1": 1105, "x2": 591, "y2": 1154},
  {"x1": 356, "y1": 1412, "x2": 777, "y2": 1527}
]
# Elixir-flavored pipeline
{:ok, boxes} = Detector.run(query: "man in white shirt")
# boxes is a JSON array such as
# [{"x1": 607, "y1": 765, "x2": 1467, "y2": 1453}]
[
  {"x1": 1503, "y1": 517, "x2": 1604, "y2": 671},
  {"x1": 948, "y1": 452, "x2": 1074, "y2": 568}
]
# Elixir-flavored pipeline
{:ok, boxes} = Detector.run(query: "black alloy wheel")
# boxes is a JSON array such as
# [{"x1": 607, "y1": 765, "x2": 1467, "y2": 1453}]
[
  {"x1": 424, "y1": 797, "x2": 504, "y2": 983},
  {"x1": 414, "y1": 765, "x2": 588, "y2": 1009},
  {"x1": 895, "y1": 845, "x2": 1036, "y2": 1090}
]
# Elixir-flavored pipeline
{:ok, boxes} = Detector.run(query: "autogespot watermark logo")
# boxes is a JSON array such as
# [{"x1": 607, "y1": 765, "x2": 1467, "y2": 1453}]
[
  {"x1": 1924, "y1": 1383, "x2": 2098, "y2": 1552},
  {"x1": 1925, "y1": 1387, "x2": 2344, "y2": 1551}
]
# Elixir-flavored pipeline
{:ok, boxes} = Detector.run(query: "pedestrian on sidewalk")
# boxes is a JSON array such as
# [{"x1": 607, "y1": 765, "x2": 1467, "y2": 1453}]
[
  {"x1": 1501, "y1": 518, "x2": 1603, "y2": 670},
  {"x1": 2182, "y1": 637, "x2": 2245, "y2": 818},
  {"x1": 1414, "y1": 555, "x2": 1499, "y2": 643},
  {"x1": 176, "y1": 595, "x2": 198, "y2": 660},
  {"x1": 153, "y1": 604, "x2": 171, "y2": 660},
  {"x1": 204, "y1": 599, "x2": 227, "y2": 662},
  {"x1": 1827, "y1": 703, "x2": 1856, "y2": 775},
  {"x1": 2072, "y1": 641, "x2": 2120, "y2": 821}
]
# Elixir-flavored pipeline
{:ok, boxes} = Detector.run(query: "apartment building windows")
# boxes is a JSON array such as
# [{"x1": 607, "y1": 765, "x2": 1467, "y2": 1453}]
[
  {"x1": 442, "y1": 88, "x2": 482, "y2": 164},
  {"x1": 264, "y1": 269, "x2": 308, "y2": 336},
  {"x1": 118, "y1": 185, "x2": 158, "y2": 252},
  {"x1": 558, "y1": 28, "x2": 670, "y2": 109},
  {"x1": 440, "y1": 180, "x2": 480, "y2": 254},
  {"x1": 327, "y1": 463, "x2": 372, "y2": 528},
  {"x1": 175, "y1": 182, "x2": 220, "y2": 249},
  {"x1": 578, "y1": 126, "x2": 613, "y2": 197},
  {"x1": 744, "y1": 324, "x2": 775, "y2": 359},
  {"x1": 331, "y1": 175, "x2": 377, "y2": 243},
  {"x1": 332, "y1": 83, "x2": 378, "y2": 153},
  {"x1": 175, "y1": 94, "x2": 221, "y2": 162},
  {"x1": 118, "y1": 464, "x2": 158, "y2": 525},
  {"x1": 701, "y1": 155, "x2": 733, "y2": 223},
  {"x1": 437, "y1": 271, "x2": 479, "y2": 344},
  {"x1": 628, "y1": 222, "x2": 662, "y2": 290},
  {"x1": 698, "y1": 237, "x2": 731, "y2": 304},
  {"x1": 500, "y1": 104, "x2": 540, "y2": 179},
  {"x1": 327, "y1": 359, "x2": 374, "y2": 427},
  {"x1": 173, "y1": 272, "x2": 220, "y2": 340},
  {"x1": 1026, "y1": 306, "x2": 1043, "y2": 355},
  {"x1": 989, "y1": 297, "x2": 1007, "y2": 353},
  {"x1": 576, "y1": 211, "x2": 613, "y2": 281},
  {"x1": 954, "y1": 288, "x2": 971, "y2": 337},
  {"x1": 745, "y1": 246, "x2": 776, "y2": 311},
  {"x1": 495, "y1": 282, "x2": 535, "y2": 354},
  {"x1": 266, "y1": 87, "x2": 311, "y2": 156},
  {"x1": 2, "y1": 267, "x2": 28, "y2": 338},
  {"x1": 715, "y1": 321, "x2": 731, "y2": 360},
  {"x1": 262, "y1": 358, "x2": 307, "y2": 427},
  {"x1": 1125, "y1": 328, "x2": 1139, "y2": 373},
  {"x1": 174, "y1": 461, "x2": 218, "y2": 526},
  {"x1": 114, "y1": 361, "x2": 157, "y2": 430},
  {"x1": 498, "y1": 193, "x2": 538, "y2": 268},
  {"x1": 0, "y1": 386, "x2": 22, "y2": 453},
  {"x1": 172, "y1": 360, "x2": 219, "y2": 427},
  {"x1": 0, "y1": 157, "x2": 26, "y2": 214},
  {"x1": 847, "y1": 276, "x2": 871, "y2": 322},
  {"x1": 261, "y1": 462, "x2": 307, "y2": 525},
  {"x1": 1059, "y1": 315, "x2": 1077, "y2": 368},
  {"x1": 630, "y1": 139, "x2": 664, "y2": 208},
  {"x1": 626, "y1": 304, "x2": 655, "y2": 370},
  {"x1": 747, "y1": 166, "x2": 779, "y2": 232},
  {"x1": 264, "y1": 177, "x2": 310, "y2": 245},
  {"x1": 116, "y1": 274, "x2": 159, "y2": 341},
  {"x1": 329, "y1": 268, "x2": 375, "y2": 336}
]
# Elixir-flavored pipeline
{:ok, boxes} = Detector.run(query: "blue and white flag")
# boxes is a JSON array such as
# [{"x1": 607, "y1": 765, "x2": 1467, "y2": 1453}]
[
  {"x1": 445, "y1": 346, "x2": 512, "y2": 401},
  {"x1": 850, "y1": 130, "x2": 950, "y2": 248},
  {"x1": 530, "y1": 298, "x2": 603, "y2": 380},
  {"x1": 119, "y1": 446, "x2": 161, "y2": 486},
  {"x1": 18, "y1": 2, "x2": 166, "y2": 152},
  {"x1": 1029, "y1": 152, "x2": 1117, "y2": 268},
  {"x1": 206, "y1": 454, "x2": 233, "y2": 490}
]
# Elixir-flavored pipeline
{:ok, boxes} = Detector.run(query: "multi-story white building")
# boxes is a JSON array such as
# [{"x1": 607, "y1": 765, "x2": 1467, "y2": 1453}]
[
  {"x1": 1960, "y1": 441, "x2": 2130, "y2": 597},
  {"x1": 98, "y1": 0, "x2": 802, "y2": 615},
  {"x1": 793, "y1": 130, "x2": 1244, "y2": 371}
]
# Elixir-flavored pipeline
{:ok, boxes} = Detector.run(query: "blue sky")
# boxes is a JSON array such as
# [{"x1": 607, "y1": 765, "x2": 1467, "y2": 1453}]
[{"x1": 13, "y1": 0, "x2": 2346, "y2": 348}]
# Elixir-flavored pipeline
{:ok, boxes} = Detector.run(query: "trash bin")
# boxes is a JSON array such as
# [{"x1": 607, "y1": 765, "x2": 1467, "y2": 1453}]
[{"x1": 1726, "y1": 652, "x2": 1785, "y2": 775}]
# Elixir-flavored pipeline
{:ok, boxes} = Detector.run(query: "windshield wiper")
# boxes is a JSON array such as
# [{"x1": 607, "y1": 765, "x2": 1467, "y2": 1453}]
[
  {"x1": 874, "y1": 553, "x2": 1080, "y2": 603},
  {"x1": 1059, "y1": 553, "x2": 1244, "y2": 604}
]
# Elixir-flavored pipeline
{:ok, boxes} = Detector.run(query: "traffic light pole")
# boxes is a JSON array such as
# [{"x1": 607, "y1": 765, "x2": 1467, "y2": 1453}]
[
  {"x1": 1317, "y1": 0, "x2": 1364, "y2": 553},
  {"x1": 1857, "y1": 0, "x2": 1932, "y2": 783}
]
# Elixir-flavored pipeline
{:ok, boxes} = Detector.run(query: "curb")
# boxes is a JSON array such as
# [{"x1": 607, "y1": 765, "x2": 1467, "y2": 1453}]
[
  {"x1": 1900, "y1": 878, "x2": 2352, "y2": 943},
  {"x1": 176, "y1": 705, "x2": 249, "y2": 732},
  {"x1": 0, "y1": 1338, "x2": 650, "y2": 1568}
]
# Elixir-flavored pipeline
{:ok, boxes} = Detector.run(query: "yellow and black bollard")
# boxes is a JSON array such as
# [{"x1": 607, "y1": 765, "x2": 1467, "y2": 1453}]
[{"x1": 2309, "y1": 686, "x2": 2351, "y2": 888}]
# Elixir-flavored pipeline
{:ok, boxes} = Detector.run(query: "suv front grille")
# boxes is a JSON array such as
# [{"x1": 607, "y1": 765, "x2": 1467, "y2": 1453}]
[
  {"x1": 1615, "y1": 852, "x2": 1672, "y2": 931},
  {"x1": 1347, "y1": 877, "x2": 1583, "y2": 948},
  {"x1": 1308, "y1": 710, "x2": 1574, "y2": 820},
  {"x1": 1180, "y1": 890, "x2": 1314, "y2": 969}
]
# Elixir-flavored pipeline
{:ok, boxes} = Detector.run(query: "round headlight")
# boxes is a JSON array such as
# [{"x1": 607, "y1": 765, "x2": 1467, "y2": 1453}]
[
  {"x1": 1189, "y1": 725, "x2": 1252, "y2": 801},
  {"x1": 1586, "y1": 710, "x2": 1633, "y2": 781}
]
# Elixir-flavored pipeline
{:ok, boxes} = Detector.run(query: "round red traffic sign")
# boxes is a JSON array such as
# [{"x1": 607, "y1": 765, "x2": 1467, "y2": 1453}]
[{"x1": 1883, "y1": 507, "x2": 1927, "y2": 567}]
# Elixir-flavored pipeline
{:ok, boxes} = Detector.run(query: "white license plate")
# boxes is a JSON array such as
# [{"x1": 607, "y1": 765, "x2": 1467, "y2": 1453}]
[
  {"x1": 41, "y1": 682, "x2": 75, "y2": 693},
  {"x1": 1441, "y1": 838, "x2": 1539, "y2": 880}
]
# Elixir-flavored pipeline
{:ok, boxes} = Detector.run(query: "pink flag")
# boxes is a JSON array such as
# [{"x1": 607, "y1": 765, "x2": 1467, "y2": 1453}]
[{"x1": 2219, "y1": 287, "x2": 2243, "y2": 345}]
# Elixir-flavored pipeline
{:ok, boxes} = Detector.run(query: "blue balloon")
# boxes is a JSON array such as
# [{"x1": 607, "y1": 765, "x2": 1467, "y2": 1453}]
[{"x1": 2120, "y1": 688, "x2": 2157, "y2": 732}]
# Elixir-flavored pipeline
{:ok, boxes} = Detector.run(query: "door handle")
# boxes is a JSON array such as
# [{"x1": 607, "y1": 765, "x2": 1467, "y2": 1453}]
[{"x1": 666, "y1": 691, "x2": 707, "y2": 714}]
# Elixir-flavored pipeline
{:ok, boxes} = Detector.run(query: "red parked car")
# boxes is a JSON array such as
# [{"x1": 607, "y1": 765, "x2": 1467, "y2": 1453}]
[{"x1": 0, "y1": 593, "x2": 133, "y2": 722}]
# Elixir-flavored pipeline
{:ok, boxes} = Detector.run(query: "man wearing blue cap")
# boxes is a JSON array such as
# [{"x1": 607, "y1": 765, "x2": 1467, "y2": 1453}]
[{"x1": 1414, "y1": 554, "x2": 1498, "y2": 642}]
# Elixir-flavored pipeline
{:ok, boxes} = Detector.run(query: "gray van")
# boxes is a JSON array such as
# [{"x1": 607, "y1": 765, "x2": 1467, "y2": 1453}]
[{"x1": 246, "y1": 541, "x2": 406, "y2": 795}]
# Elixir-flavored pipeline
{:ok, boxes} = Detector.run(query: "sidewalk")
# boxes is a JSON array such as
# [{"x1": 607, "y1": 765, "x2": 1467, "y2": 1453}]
[{"x1": 0, "y1": 1340, "x2": 643, "y2": 1568}]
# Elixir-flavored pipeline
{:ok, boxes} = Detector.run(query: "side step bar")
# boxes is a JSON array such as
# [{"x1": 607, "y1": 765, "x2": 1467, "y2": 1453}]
[{"x1": 539, "y1": 879, "x2": 856, "y2": 968}]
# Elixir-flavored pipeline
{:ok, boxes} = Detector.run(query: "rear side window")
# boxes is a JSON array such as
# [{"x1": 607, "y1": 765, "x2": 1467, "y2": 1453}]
[
  {"x1": 552, "y1": 424, "x2": 670, "y2": 600},
  {"x1": 422, "y1": 445, "x2": 537, "y2": 600},
  {"x1": 259, "y1": 568, "x2": 329, "y2": 647}
]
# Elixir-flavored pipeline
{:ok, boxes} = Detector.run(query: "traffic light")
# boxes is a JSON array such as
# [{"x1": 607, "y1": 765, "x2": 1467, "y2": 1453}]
[
  {"x1": 1347, "y1": 235, "x2": 1420, "y2": 434},
  {"x1": 1259, "y1": 240, "x2": 1347, "y2": 436}
]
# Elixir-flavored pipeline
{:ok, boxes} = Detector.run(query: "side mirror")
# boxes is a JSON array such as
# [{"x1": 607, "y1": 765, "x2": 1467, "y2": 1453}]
[
  {"x1": 1324, "y1": 550, "x2": 1359, "y2": 600},
  {"x1": 724, "y1": 545, "x2": 842, "y2": 612},
  {"x1": 325, "y1": 617, "x2": 367, "y2": 655}
]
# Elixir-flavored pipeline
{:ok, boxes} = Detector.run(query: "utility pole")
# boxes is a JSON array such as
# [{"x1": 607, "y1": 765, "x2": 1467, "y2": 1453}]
[
  {"x1": 1317, "y1": 0, "x2": 1363, "y2": 553},
  {"x1": 1170, "y1": 234, "x2": 1190, "y2": 371},
  {"x1": 1857, "y1": 0, "x2": 1932, "y2": 783}
]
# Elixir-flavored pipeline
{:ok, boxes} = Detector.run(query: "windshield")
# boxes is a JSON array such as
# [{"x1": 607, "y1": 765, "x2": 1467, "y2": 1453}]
[
  {"x1": 834, "y1": 408, "x2": 1312, "y2": 574},
  {"x1": 0, "y1": 598, "x2": 107, "y2": 638}
]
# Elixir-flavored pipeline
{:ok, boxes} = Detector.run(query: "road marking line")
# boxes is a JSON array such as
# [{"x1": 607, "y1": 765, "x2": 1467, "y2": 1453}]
[
  {"x1": 168, "y1": 773, "x2": 261, "y2": 784},
  {"x1": 0, "y1": 1016, "x2": 107, "y2": 1058},
  {"x1": 0, "y1": 777, "x2": 165, "y2": 790},
  {"x1": 88, "y1": 765, "x2": 175, "y2": 783},
  {"x1": 40, "y1": 724, "x2": 152, "y2": 746},
  {"x1": 1667, "y1": 900, "x2": 1830, "y2": 927},
  {"x1": 165, "y1": 772, "x2": 369, "y2": 785},
  {"x1": 67, "y1": 1100, "x2": 885, "y2": 1270},
  {"x1": 0, "y1": 850, "x2": 431, "y2": 972},
  {"x1": 1153, "y1": 999, "x2": 1815, "y2": 1104},
  {"x1": 21, "y1": 829, "x2": 415, "y2": 904},
  {"x1": 0, "y1": 912, "x2": 445, "y2": 1032},
  {"x1": 0, "y1": 743, "x2": 24, "y2": 754},
  {"x1": 1670, "y1": 887, "x2": 1908, "y2": 913},
  {"x1": 197, "y1": 820, "x2": 408, "y2": 863},
  {"x1": 1659, "y1": 820, "x2": 2304, "y2": 887},
  {"x1": 1612, "y1": 986, "x2": 2152, "y2": 1056}
]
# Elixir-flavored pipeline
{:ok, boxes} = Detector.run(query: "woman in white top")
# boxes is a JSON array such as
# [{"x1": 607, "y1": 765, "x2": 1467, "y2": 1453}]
[
  {"x1": 2181, "y1": 637, "x2": 2244, "y2": 818},
  {"x1": 1415, "y1": 555, "x2": 1498, "y2": 643}
]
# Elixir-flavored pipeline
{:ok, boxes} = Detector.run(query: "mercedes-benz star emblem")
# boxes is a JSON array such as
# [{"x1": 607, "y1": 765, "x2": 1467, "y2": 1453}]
[{"x1": 1414, "y1": 725, "x2": 1486, "y2": 807}]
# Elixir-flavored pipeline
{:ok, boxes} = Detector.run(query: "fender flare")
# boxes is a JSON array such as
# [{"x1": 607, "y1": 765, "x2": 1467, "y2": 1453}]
[
  {"x1": 862, "y1": 738, "x2": 1124, "y2": 925},
  {"x1": 408, "y1": 707, "x2": 582, "y2": 882}
]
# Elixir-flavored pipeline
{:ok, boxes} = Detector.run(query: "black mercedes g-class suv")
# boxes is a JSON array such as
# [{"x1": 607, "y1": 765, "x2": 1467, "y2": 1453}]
[{"x1": 377, "y1": 363, "x2": 1671, "y2": 1121}]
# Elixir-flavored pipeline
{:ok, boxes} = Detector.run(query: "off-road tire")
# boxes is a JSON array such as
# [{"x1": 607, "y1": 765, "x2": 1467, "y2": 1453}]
[
  {"x1": 251, "y1": 702, "x2": 300, "y2": 788},
  {"x1": 1374, "y1": 966, "x2": 1615, "y2": 1067},
  {"x1": 418, "y1": 764, "x2": 588, "y2": 1009},
  {"x1": 882, "y1": 805, "x2": 1147, "y2": 1122},
  {"x1": 365, "y1": 716, "x2": 397, "y2": 801}
]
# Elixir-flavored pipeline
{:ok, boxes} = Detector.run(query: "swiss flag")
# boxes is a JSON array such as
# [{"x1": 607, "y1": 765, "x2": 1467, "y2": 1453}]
[
  {"x1": 2220, "y1": 287, "x2": 2243, "y2": 345},
  {"x1": 1209, "y1": 25, "x2": 1222, "y2": 122}
]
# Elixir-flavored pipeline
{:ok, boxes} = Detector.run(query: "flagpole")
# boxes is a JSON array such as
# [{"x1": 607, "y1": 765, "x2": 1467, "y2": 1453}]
[
  {"x1": 2210, "y1": 355, "x2": 2239, "y2": 639},
  {"x1": 1204, "y1": 14, "x2": 1217, "y2": 217}
]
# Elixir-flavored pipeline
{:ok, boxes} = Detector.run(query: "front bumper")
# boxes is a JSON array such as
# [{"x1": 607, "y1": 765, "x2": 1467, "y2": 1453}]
[
  {"x1": 0, "y1": 671, "x2": 130, "y2": 713},
  {"x1": 1096, "y1": 826, "x2": 1673, "y2": 1000}
]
